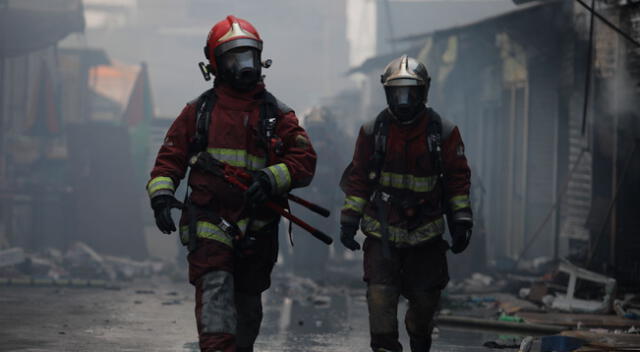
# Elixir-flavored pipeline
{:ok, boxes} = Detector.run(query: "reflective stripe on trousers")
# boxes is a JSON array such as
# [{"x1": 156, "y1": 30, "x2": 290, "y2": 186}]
[
  {"x1": 180, "y1": 218, "x2": 276, "y2": 247},
  {"x1": 199, "y1": 270, "x2": 236, "y2": 334}
]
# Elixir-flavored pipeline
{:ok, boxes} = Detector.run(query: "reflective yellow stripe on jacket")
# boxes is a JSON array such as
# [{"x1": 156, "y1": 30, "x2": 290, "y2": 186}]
[
  {"x1": 264, "y1": 163, "x2": 291, "y2": 194},
  {"x1": 147, "y1": 176, "x2": 175, "y2": 198},
  {"x1": 207, "y1": 148, "x2": 266, "y2": 170},
  {"x1": 360, "y1": 215, "x2": 444, "y2": 247},
  {"x1": 449, "y1": 194, "x2": 471, "y2": 212},
  {"x1": 342, "y1": 195, "x2": 368, "y2": 214},
  {"x1": 379, "y1": 172, "x2": 438, "y2": 193}
]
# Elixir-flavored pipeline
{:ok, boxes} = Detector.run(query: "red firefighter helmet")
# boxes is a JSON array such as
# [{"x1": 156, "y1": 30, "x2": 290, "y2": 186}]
[{"x1": 204, "y1": 15, "x2": 263, "y2": 72}]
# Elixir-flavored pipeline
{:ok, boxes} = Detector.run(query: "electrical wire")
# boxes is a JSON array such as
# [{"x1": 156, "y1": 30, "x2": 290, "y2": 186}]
[
  {"x1": 587, "y1": 139, "x2": 639, "y2": 269},
  {"x1": 575, "y1": 0, "x2": 640, "y2": 48},
  {"x1": 514, "y1": 148, "x2": 588, "y2": 268}
]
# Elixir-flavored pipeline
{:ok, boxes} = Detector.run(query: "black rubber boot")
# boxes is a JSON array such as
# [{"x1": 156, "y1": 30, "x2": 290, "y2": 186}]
[{"x1": 409, "y1": 333, "x2": 432, "y2": 352}]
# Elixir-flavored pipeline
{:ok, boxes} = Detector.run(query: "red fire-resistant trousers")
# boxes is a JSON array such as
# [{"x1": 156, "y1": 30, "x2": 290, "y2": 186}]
[
  {"x1": 188, "y1": 226, "x2": 278, "y2": 352},
  {"x1": 363, "y1": 237, "x2": 449, "y2": 352}
]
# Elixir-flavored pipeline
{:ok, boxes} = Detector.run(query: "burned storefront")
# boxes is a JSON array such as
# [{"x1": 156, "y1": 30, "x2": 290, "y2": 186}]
[
  {"x1": 348, "y1": 1, "x2": 640, "y2": 289},
  {"x1": 0, "y1": 1, "x2": 154, "y2": 259}
]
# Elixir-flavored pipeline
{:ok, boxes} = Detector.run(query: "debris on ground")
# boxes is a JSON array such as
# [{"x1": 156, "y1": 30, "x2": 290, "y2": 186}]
[
  {"x1": 539, "y1": 335, "x2": 586, "y2": 352},
  {"x1": 542, "y1": 260, "x2": 617, "y2": 314},
  {"x1": 437, "y1": 260, "x2": 639, "y2": 351},
  {"x1": 0, "y1": 243, "x2": 172, "y2": 287},
  {"x1": 447, "y1": 272, "x2": 509, "y2": 294},
  {"x1": 614, "y1": 294, "x2": 640, "y2": 320},
  {"x1": 0, "y1": 248, "x2": 25, "y2": 268},
  {"x1": 135, "y1": 290, "x2": 156, "y2": 294},
  {"x1": 518, "y1": 311, "x2": 639, "y2": 329},
  {"x1": 63, "y1": 242, "x2": 116, "y2": 281},
  {"x1": 518, "y1": 336, "x2": 534, "y2": 352},
  {"x1": 483, "y1": 339, "x2": 520, "y2": 349},
  {"x1": 104, "y1": 255, "x2": 166, "y2": 281},
  {"x1": 561, "y1": 329, "x2": 640, "y2": 349},
  {"x1": 161, "y1": 299, "x2": 182, "y2": 305}
]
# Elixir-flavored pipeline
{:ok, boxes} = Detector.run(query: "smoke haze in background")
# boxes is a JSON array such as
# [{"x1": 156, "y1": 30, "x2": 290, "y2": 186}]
[{"x1": 65, "y1": 0, "x2": 516, "y2": 118}]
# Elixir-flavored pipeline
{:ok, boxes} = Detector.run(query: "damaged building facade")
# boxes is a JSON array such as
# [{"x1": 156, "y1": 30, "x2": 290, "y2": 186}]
[
  {"x1": 349, "y1": 1, "x2": 640, "y2": 290},
  {"x1": 0, "y1": 0, "x2": 154, "y2": 259}
]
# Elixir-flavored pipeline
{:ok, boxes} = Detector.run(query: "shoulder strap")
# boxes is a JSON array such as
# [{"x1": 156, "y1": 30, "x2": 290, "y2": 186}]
[
  {"x1": 426, "y1": 108, "x2": 445, "y2": 180},
  {"x1": 369, "y1": 109, "x2": 391, "y2": 182},
  {"x1": 189, "y1": 88, "x2": 217, "y2": 155},
  {"x1": 259, "y1": 91, "x2": 288, "y2": 162}
]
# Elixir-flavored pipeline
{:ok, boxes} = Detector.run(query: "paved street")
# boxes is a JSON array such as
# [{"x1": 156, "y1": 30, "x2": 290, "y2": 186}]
[{"x1": 0, "y1": 272, "x2": 517, "y2": 352}]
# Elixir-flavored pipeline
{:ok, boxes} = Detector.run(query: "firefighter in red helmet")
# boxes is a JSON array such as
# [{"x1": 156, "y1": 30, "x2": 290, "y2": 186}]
[
  {"x1": 147, "y1": 15, "x2": 316, "y2": 352},
  {"x1": 340, "y1": 55, "x2": 472, "y2": 351}
]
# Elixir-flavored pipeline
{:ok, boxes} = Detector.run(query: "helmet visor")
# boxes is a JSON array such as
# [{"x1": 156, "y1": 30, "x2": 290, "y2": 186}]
[
  {"x1": 385, "y1": 85, "x2": 426, "y2": 121},
  {"x1": 218, "y1": 47, "x2": 262, "y2": 90}
]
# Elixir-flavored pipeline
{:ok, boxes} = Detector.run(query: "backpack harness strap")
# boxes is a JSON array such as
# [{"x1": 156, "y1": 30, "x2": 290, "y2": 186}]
[
  {"x1": 368, "y1": 108, "x2": 448, "y2": 255},
  {"x1": 184, "y1": 88, "x2": 286, "y2": 251}
]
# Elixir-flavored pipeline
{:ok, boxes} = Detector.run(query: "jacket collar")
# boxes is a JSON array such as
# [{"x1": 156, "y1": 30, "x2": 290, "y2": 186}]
[
  {"x1": 213, "y1": 81, "x2": 266, "y2": 110},
  {"x1": 390, "y1": 107, "x2": 429, "y2": 139}
]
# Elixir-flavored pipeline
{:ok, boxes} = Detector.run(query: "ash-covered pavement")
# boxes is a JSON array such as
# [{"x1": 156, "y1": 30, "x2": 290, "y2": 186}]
[{"x1": 0, "y1": 272, "x2": 516, "y2": 352}]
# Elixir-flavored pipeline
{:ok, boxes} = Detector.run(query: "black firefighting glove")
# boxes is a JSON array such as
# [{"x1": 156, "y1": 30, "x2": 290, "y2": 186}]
[
  {"x1": 451, "y1": 223, "x2": 472, "y2": 254},
  {"x1": 340, "y1": 222, "x2": 360, "y2": 251},
  {"x1": 449, "y1": 210, "x2": 473, "y2": 254},
  {"x1": 245, "y1": 171, "x2": 272, "y2": 206},
  {"x1": 151, "y1": 195, "x2": 184, "y2": 234}
]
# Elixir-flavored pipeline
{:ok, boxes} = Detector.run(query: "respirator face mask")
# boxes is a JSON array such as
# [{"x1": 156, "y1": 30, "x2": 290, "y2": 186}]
[
  {"x1": 385, "y1": 85, "x2": 426, "y2": 122},
  {"x1": 218, "y1": 47, "x2": 262, "y2": 91}
]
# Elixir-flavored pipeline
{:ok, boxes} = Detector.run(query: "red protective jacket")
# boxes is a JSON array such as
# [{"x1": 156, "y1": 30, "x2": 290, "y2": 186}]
[
  {"x1": 340, "y1": 108, "x2": 471, "y2": 247},
  {"x1": 147, "y1": 82, "x2": 317, "y2": 246}
]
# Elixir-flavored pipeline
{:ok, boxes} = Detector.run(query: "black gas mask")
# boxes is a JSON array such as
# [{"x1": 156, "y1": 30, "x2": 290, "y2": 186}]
[
  {"x1": 217, "y1": 47, "x2": 262, "y2": 91},
  {"x1": 385, "y1": 85, "x2": 426, "y2": 123}
]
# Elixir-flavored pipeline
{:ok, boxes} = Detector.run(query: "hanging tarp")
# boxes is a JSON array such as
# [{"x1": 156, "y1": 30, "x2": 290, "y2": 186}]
[
  {"x1": 122, "y1": 62, "x2": 154, "y2": 189},
  {"x1": 25, "y1": 61, "x2": 61, "y2": 136},
  {"x1": 0, "y1": 0, "x2": 85, "y2": 58}
]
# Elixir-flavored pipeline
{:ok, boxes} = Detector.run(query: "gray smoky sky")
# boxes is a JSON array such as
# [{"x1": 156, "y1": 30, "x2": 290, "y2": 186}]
[{"x1": 64, "y1": 0, "x2": 516, "y2": 118}]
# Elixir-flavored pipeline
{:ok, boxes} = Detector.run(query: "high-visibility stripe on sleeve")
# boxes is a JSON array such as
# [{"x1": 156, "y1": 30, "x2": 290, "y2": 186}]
[
  {"x1": 449, "y1": 194, "x2": 471, "y2": 212},
  {"x1": 342, "y1": 195, "x2": 367, "y2": 214},
  {"x1": 264, "y1": 163, "x2": 291, "y2": 194},
  {"x1": 147, "y1": 176, "x2": 175, "y2": 198}
]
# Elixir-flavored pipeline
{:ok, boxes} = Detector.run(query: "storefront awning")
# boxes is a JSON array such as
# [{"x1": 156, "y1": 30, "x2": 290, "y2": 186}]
[{"x1": 0, "y1": 0, "x2": 85, "y2": 58}]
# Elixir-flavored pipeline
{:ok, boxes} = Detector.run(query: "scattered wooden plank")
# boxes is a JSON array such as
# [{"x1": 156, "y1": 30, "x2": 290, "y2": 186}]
[
  {"x1": 435, "y1": 315, "x2": 565, "y2": 334},
  {"x1": 519, "y1": 312, "x2": 638, "y2": 328}
]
